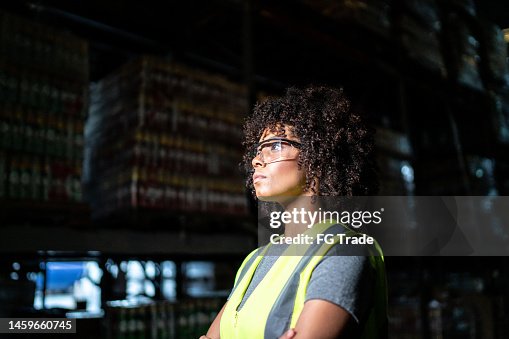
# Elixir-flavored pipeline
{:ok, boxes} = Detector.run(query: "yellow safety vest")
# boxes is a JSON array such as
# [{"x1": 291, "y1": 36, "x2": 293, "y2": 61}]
[{"x1": 220, "y1": 220, "x2": 388, "y2": 338}]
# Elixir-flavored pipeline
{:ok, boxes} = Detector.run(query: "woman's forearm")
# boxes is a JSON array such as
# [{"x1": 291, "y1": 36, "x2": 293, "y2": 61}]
[{"x1": 203, "y1": 301, "x2": 227, "y2": 339}]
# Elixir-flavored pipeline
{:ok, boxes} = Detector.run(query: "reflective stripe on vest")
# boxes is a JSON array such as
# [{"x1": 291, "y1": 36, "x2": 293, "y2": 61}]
[
  {"x1": 220, "y1": 220, "x2": 387, "y2": 339},
  {"x1": 231, "y1": 247, "x2": 264, "y2": 292}
]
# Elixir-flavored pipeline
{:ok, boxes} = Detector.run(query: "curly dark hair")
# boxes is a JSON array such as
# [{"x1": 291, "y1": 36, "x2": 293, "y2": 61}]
[{"x1": 242, "y1": 85, "x2": 378, "y2": 197}]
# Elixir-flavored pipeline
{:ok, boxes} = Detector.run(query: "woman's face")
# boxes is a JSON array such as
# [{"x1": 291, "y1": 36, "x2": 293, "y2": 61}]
[{"x1": 251, "y1": 126, "x2": 310, "y2": 202}]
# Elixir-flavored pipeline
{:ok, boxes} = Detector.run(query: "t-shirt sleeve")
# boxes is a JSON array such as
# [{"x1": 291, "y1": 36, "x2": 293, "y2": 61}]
[{"x1": 305, "y1": 246, "x2": 376, "y2": 324}]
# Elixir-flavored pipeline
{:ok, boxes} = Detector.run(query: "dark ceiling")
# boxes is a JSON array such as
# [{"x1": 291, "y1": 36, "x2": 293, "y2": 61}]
[{"x1": 1, "y1": 0, "x2": 507, "y2": 84}]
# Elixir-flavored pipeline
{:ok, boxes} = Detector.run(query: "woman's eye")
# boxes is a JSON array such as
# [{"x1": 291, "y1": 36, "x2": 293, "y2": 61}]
[{"x1": 270, "y1": 142, "x2": 282, "y2": 152}]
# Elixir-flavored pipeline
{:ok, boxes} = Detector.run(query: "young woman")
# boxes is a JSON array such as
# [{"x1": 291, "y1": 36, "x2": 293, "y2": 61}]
[{"x1": 200, "y1": 85, "x2": 387, "y2": 339}]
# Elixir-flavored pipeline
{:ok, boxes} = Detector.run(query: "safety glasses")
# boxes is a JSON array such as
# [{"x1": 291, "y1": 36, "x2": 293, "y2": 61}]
[{"x1": 252, "y1": 137, "x2": 301, "y2": 164}]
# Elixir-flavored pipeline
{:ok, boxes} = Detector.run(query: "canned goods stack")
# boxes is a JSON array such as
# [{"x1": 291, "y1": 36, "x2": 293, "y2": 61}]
[
  {"x1": 85, "y1": 56, "x2": 249, "y2": 219},
  {"x1": 104, "y1": 298, "x2": 223, "y2": 339},
  {"x1": 0, "y1": 11, "x2": 88, "y2": 202}
]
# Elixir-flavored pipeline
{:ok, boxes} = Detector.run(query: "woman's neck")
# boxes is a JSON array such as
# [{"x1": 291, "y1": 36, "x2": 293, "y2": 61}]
[{"x1": 281, "y1": 196, "x2": 322, "y2": 237}]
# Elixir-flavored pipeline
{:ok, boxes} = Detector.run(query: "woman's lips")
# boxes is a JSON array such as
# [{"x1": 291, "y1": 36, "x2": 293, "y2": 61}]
[{"x1": 253, "y1": 173, "x2": 267, "y2": 184}]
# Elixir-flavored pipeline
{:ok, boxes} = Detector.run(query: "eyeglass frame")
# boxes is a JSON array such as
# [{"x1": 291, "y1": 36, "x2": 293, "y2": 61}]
[{"x1": 252, "y1": 137, "x2": 302, "y2": 164}]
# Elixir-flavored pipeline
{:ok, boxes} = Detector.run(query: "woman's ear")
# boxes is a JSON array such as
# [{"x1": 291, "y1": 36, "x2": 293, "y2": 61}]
[
  {"x1": 312, "y1": 177, "x2": 320, "y2": 194},
  {"x1": 303, "y1": 176, "x2": 320, "y2": 195}
]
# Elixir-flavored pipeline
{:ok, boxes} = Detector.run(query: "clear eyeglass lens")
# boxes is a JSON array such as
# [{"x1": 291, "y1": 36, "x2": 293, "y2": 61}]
[{"x1": 256, "y1": 140, "x2": 294, "y2": 163}]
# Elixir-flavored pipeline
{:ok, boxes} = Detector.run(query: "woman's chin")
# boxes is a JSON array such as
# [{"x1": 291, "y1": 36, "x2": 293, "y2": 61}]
[
  {"x1": 255, "y1": 193, "x2": 278, "y2": 202},
  {"x1": 256, "y1": 192, "x2": 299, "y2": 204}
]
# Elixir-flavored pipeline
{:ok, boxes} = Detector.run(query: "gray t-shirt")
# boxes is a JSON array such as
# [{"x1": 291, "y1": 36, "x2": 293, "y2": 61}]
[{"x1": 228, "y1": 243, "x2": 375, "y2": 325}]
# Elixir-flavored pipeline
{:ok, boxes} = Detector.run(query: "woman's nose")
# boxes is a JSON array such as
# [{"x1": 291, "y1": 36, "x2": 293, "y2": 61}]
[{"x1": 252, "y1": 154, "x2": 264, "y2": 168}]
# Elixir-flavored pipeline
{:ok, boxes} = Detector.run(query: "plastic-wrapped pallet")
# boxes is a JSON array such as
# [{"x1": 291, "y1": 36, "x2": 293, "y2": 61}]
[
  {"x1": 465, "y1": 154, "x2": 498, "y2": 195},
  {"x1": 479, "y1": 22, "x2": 509, "y2": 89},
  {"x1": 487, "y1": 90, "x2": 509, "y2": 145},
  {"x1": 398, "y1": 0, "x2": 440, "y2": 28},
  {"x1": 104, "y1": 298, "x2": 223, "y2": 339},
  {"x1": 85, "y1": 56, "x2": 249, "y2": 219},
  {"x1": 495, "y1": 156, "x2": 509, "y2": 195},
  {"x1": 443, "y1": 13, "x2": 484, "y2": 91},
  {"x1": 301, "y1": 0, "x2": 392, "y2": 38},
  {"x1": 446, "y1": 0, "x2": 476, "y2": 17},
  {"x1": 375, "y1": 127, "x2": 413, "y2": 157},
  {"x1": 396, "y1": 0, "x2": 446, "y2": 76},
  {"x1": 0, "y1": 10, "x2": 88, "y2": 203},
  {"x1": 375, "y1": 126, "x2": 414, "y2": 195}
]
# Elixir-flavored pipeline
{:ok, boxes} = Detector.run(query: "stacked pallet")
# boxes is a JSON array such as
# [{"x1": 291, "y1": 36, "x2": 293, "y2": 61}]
[
  {"x1": 85, "y1": 56, "x2": 249, "y2": 218},
  {"x1": 0, "y1": 11, "x2": 88, "y2": 202}
]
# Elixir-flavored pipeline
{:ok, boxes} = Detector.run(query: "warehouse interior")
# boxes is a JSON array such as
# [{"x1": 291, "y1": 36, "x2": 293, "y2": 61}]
[{"x1": 1, "y1": 0, "x2": 509, "y2": 338}]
